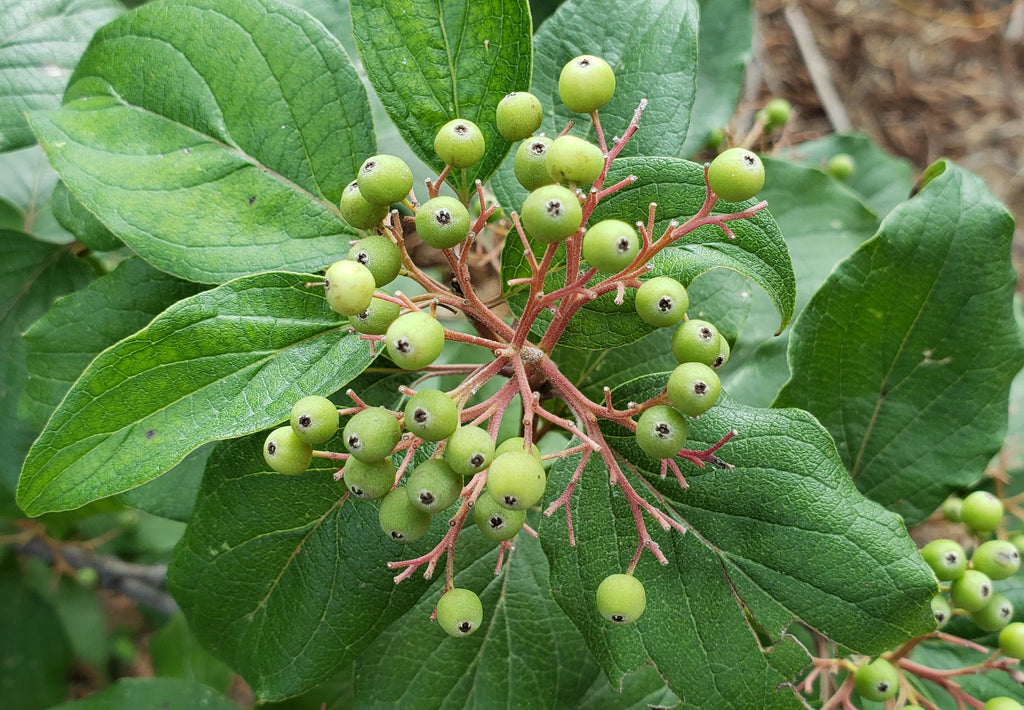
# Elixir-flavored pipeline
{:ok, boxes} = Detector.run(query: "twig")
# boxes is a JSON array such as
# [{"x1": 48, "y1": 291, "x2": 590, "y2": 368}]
[{"x1": 783, "y1": 1, "x2": 852, "y2": 132}]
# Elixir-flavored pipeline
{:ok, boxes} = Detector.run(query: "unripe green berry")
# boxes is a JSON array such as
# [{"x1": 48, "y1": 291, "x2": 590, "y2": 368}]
[
  {"x1": 343, "y1": 407, "x2": 401, "y2": 462},
  {"x1": 487, "y1": 451, "x2": 546, "y2": 510},
  {"x1": 415, "y1": 196, "x2": 472, "y2": 249},
  {"x1": 713, "y1": 337, "x2": 731, "y2": 370},
  {"x1": 971, "y1": 539, "x2": 1021, "y2": 580},
  {"x1": 349, "y1": 297, "x2": 400, "y2": 335},
  {"x1": 264, "y1": 426, "x2": 313, "y2": 475},
  {"x1": 404, "y1": 389, "x2": 459, "y2": 442},
  {"x1": 762, "y1": 98, "x2": 792, "y2": 129},
  {"x1": 494, "y1": 436, "x2": 541, "y2": 460},
  {"x1": 595, "y1": 573, "x2": 645, "y2": 625},
  {"x1": 970, "y1": 593, "x2": 1014, "y2": 632},
  {"x1": 445, "y1": 425, "x2": 495, "y2": 477},
  {"x1": 473, "y1": 491, "x2": 527, "y2": 542},
  {"x1": 671, "y1": 319, "x2": 722, "y2": 366},
  {"x1": 348, "y1": 235, "x2": 402, "y2": 286},
  {"x1": 853, "y1": 657, "x2": 898, "y2": 702},
  {"x1": 582, "y1": 219, "x2": 639, "y2": 273},
  {"x1": 920, "y1": 538, "x2": 968, "y2": 581},
  {"x1": 378, "y1": 487, "x2": 431, "y2": 543},
  {"x1": 558, "y1": 55, "x2": 616, "y2": 114},
  {"x1": 826, "y1": 153, "x2": 856, "y2": 181},
  {"x1": 667, "y1": 362, "x2": 721, "y2": 417},
  {"x1": 514, "y1": 136, "x2": 555, "y2": 191},
  {"x1": 290, "y1": 395, "x2": 339, "y2": 445},
  {"x1": 496, "y1": 92, "x2": 543, "y2": 142},
  {"x1": 342, "y1": 457, "x2": 395, "y2": 500},
  {"x1": 998, "y1": 621, "x2": 1024, "y2": 659},
  {"x1": 635, "y1": 405, "x2": 689, "y2": 460},
  {"x1": 385, "y1": 311, "x2": 446, "y2": 370},
  {"x1": 357, "y1": 154, "x2": 414, "y2": 205},
  {"x1": 75, "y1": 566, "x2": 99, "y2": 589},
  {"x1": 434, "y1": 119, "x2": 485, "y2": 169},
  {"x1": 931, "y1": 593, "x2": 951, "y2": 628},
  {"x1": 436, "y1": 588, "x2": 483, "y2": 637},
  {"x1": 707, "y1": 148, "x2": 765, "y2": 203},
  {"x1": 984, "y1": 698, "x2": 1023, "y2": 710},
  {"x1": 961, "y1": 491, "x2": 1004, "y2": 534},
  {"x1": 324, "y1": 260, "x2": 376, "y2": 316},
  {"x1": 520, "y1": 184, "x2": 582, "y2": 244},
  {"x1": 949, "y1": 569, "x2": 994, "y2": 612},
  {"x1": 635, "y1": 276, "x2": 688, "y2": 328},
  {"x1": 340, "y1": 180, "x2": 389, "y2": 229},
  {"x1": 941, "y1": 495, "x2": 963, "y2": 522},
  {"x1": 546, "y1": 135, "x2": 604, "y2": 186},
  {"x1": 406, "y1": 459, "x2": 462, "y2": 513},
  {"x1": 1012, "y1": 533, "x2": 1024, "y2": 556}
]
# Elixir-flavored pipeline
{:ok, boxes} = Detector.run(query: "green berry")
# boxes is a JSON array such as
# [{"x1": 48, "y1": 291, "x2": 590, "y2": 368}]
[
  {"x1": 970, "y1": 593, "x2": 1014, "y2": 632},
  {"x1": 343, "y1": 407, "x2": 401, "y2": 462},
  {"x1": 984, "y1": 699, "x2": 1023, "y2": 710},
  {"x1": 486, "y1": 451, "x2": 546, "y2": 510},
  {"x1": 941, "y1": 495, "x2": 963, "y2": 522},
  {"x1": 324, "y1": 260, "x2": 376, "y2": 316},
  {"x1": 762, "y1": 98, "x2": 792, "y2": 129},
  {"x1": 434, "y1": 119, "x2": 485, "y2": 169},
  {"x1": 514, "y1": 136, "x2": 555, "y2": 191},
  {"x1": 496, "y1": 92, "x2": 543, "y2": 142},
  {"x1": 707, "y1": 147, "x2": 765, "y2": 203},
  {"x1": 385, "y1": 311, "x2": 446, "y2": 370},
  {"x1": 349, "y1": 297, "x2": 400, "y2": 335},
  {"x1": 998, "y1": 621, "x2": 1024, "y2": 659},
  {"x1": 473, "y1": 491, "x2": 527, "y2": 542},
  {"x1": 415, "y1": 196, "x2": 472, "y2": 249},
  {"x1": 826, "y1": 153, "x2": 856, "y2": 181},
  {"x1": 971, "y1": 539, "x2": 1020, "y2": 580},
  {"x1": 340, "y1": 180, "x2": 389, "y2": 229},
  {"x1": 667, "y1": 362, "x2": 721, "y2": 417},
  {"x1": 406, "y1": 459, "x2": 462, "y2": 513},
  {"x1": 931, "y1": 593, "x2": 951, "y2": 628},
  {"x1": 436, "y1": 588, "x2": 483, "y2": 637},
  {"x1": 705, "y1": 128, "x2": 725, "y2": 151},
  {"x1": 75, "y1": 566, "x2": 99, "y2": 589},
  {"x1": 713, "y1": 337, "x2": 731, "y2": 370},
  {"x1": 264, "y1": 426, "x2": 313, "y2": 475},
  {"x1": 520, "y1": 184, "x2": 582, "y2": 244},
  {"x1": 635, "y1": 405, "x2": 689, "y2": 460},
  {"x1": 920, "y1": 538, "x2": 967, "y2": 581},
  {"x1": 635, "y1": 277, "x2": 688, "y2": 328},
  {"x1": 595, "y1": 573, "x2": 645, "y2": 625},
  {"x1": 853, "y1": 657, "x2": 898, "y2": 702},
  {"x1": 961, "y1": 491, "x2": 1004, "y2": 534},
  {"x1": 348, "y1": 235, "x2": 402, "y2": 286},
  {"x1": 404, "y1": 389, "x2": 459, "y2": 442},
  {"x1": 1011, "y1": 532, "x2": 1024, "y2": 556},
  {"x1": 494, "y1": 436, "x2": 541, "y2": 460},
  {"x1": 949, "y1": 569, "x2": 994, "y2": 612},
  {"x1": 582, "y1": 219, "x2": 639, "y2": 273},
  {"x1": 342, "y1": 457, "x2": 395, "y2": 500},
  {"x1": 290, "y1": 395, "x2": 339, "y2": 445},
  {"x1": 378, "y1": 487, "x2": 431, "y2": 543},
  {"x1": 546, "y1": 135, "x2": 604, "y2": 186},
  {"x1": 558, "y1": 55, "x2": 615, "y2": 114},
  {"x1": 671, "y1": 319, "x2": 722, "y2": 366},
  {"x1": 445, "y1": 425, "x2": 495, "y2": 477},
  {"x1": 357, "y1": 154, "x2": 414, "y2": 205}
]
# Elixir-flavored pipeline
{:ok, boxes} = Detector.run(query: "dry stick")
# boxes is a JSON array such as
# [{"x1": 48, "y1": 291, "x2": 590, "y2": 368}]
[{"x1": 783, "y1": 1, "x2": 852, "y2": 133}]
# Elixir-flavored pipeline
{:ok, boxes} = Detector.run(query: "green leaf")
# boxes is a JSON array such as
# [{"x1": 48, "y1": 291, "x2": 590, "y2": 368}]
[
  {"x1": 500, "y1": 156, "x2": 794, "y2": 349},
  {"x1": 542, "y1": 386, "x2": 936, "y2": 704},
  {"x1": 29, "y1": 0, "x2": 375, "y2": 283},
  {"x1": 168, "y1": 377, "x2": 440, "y2": 702},
  {"x1": 906, "y1": 640, "x2": 1024, "y2": 709},
  {"x1": 149, "y1": 612, "x2": 235, "y2": 694},
  {"x1": 50, "y1": 180, "x2": 120, "y2": 251},
  {"x1": 119, "y1": 442, "x2": 213, "y2": 522},
  {"x1": 0, "y1": 230, "x2": 92, "y2": 501},
  {"x1": 0, "y1": 146, "x2": 72, "y2": 242},
  {"x1": 17, "y1": 271, "x2": 372, "y2": 515},
  {"x1": 21, "y1": 257, "x2": 205, "y2": 429},
  {"x1": 350, "y1": 0, "x2": 532, "y2": 197},
  {"x1": 0, "y1": 0, "x2": 122, "y2": 152},
  {"x1": 0, "y1": 573, "x2": 73, "y2": 710},
  {"x1": 531, "y1": 0, "x2": 699, "y2": 157},
  {"x1": 46, "y1": 677, "x2": 241, "y2": 710},
  {"x1": 775, "y1": 161, "x2": 1024, "y2": 524}
]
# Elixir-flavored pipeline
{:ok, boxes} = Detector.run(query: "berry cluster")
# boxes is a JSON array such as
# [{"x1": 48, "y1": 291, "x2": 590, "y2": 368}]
[{"x1": 261, "y1": 54, "x2": 771, "y2": 636}]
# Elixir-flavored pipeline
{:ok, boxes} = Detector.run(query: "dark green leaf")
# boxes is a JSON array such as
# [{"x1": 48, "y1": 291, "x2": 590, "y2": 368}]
[
  {"x1": 350, "y1": 0, "x2": 532, "y2": 196},
  {"x1": 0, "y1": 0, "x2": 122, "y2": 152},
  {"x1": 775, "y1": 161, "x2": 1024, "y2": 524},
  {"x1": 532, "y1": 0, "x2": 699, "y2": 157},
  {"x1": 119, "y1": 443, "x2": 213, "y2": 522},
  {"x1": 0, "y1": 146, "x2": 72, "y2": 241},
  {"x1": 17, "y1": 271, "x2": 372, "y2": 515},
  {"x1": 47, "y1": 677, "x2": 241, "y2": 710},
  {"x1": 29, "y1": 0, "x2": 375, "y2": 283},
  {"x1": 149, "y1": 612, "x2": 235, "y2": 694}
]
